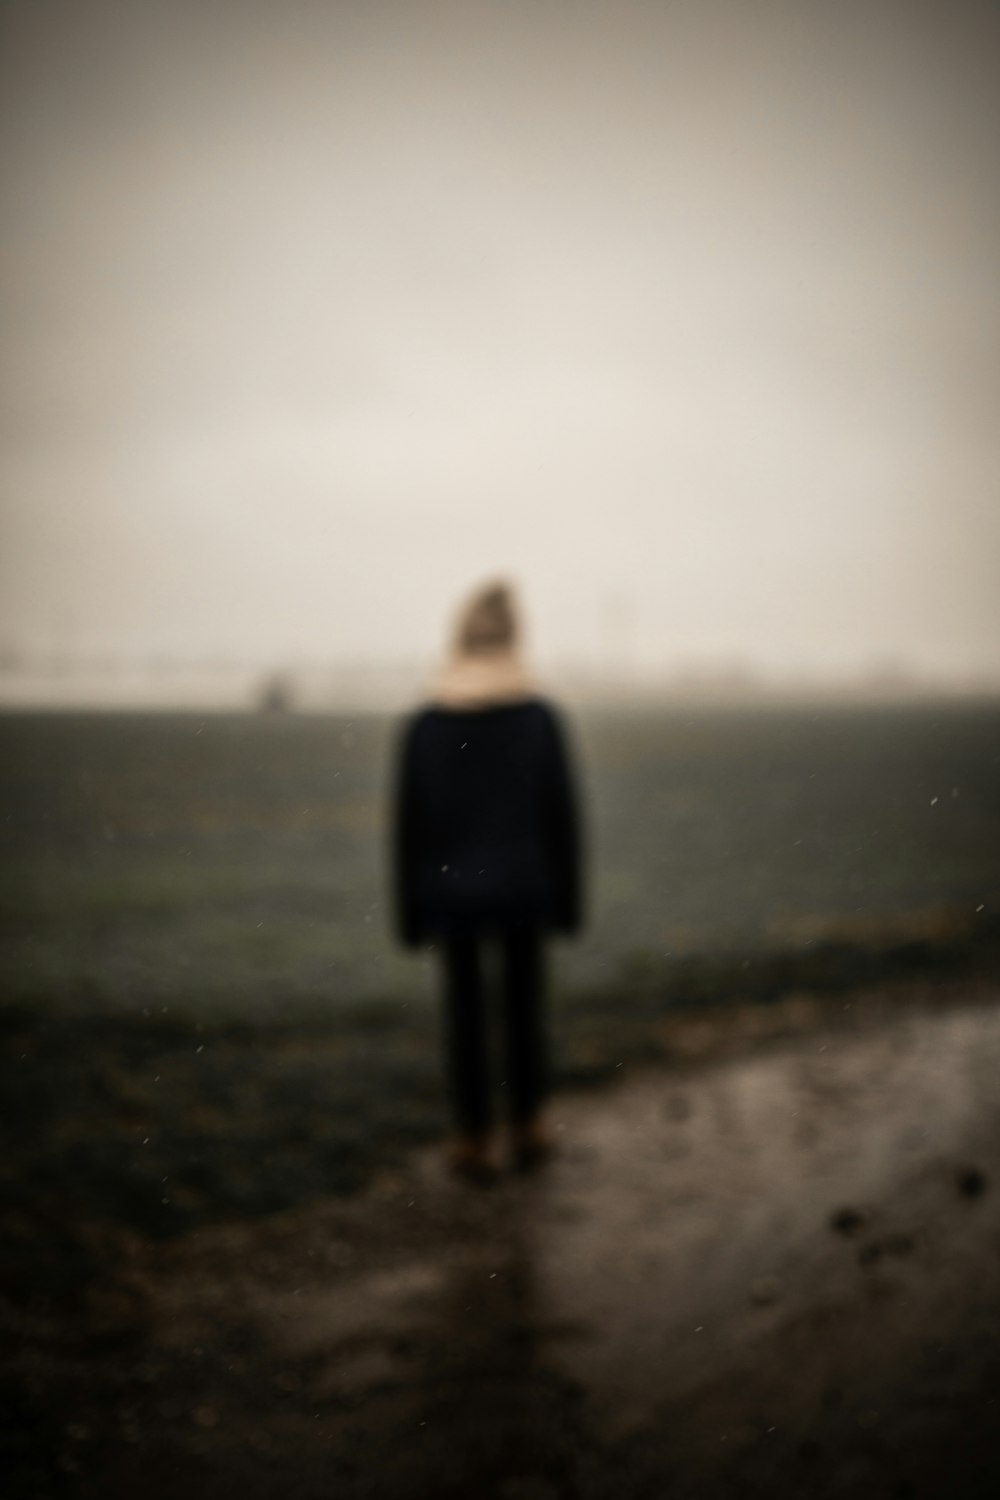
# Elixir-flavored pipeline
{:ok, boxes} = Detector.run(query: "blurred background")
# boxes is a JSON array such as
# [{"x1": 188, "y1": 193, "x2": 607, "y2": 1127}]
[
  {"x1": 2, "y1": 2, "x2": 999, "y2": 1497},
  {"x1": 1, "y1": 0, "x2": 998, "y2": 706}
]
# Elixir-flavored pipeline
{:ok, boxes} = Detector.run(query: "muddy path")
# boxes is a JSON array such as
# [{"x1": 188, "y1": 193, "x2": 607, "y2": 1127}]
[{"x1": 5, "y1": 980, "x2": 1000, "y2": 1499}]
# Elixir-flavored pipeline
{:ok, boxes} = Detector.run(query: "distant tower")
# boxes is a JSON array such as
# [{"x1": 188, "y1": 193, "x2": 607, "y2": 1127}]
[{"x1": 257, "y1": 670, "x2": 295, "y2": 714}]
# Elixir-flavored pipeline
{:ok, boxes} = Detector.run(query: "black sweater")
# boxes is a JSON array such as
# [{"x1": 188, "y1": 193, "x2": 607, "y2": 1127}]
[{"x1": 392, "y1": 698, "x2": 582, "y2": 946}]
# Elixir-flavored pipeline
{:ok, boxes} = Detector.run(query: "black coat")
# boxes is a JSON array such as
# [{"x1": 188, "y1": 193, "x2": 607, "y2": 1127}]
[{"x1": 392, "y1": 697, "x2": 582, "y2": 946}]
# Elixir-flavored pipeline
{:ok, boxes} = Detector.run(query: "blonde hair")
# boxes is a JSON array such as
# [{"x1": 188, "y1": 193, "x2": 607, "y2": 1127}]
[{"x1": 455, "y1": 580, "x2": 518, "y2": 655}]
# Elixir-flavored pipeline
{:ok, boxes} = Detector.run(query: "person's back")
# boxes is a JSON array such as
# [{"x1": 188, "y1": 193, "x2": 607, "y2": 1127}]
[
  {"x1": 391, "y1": 581, "x2": 583, "y2": 1179},
  {"x1": 395, "y1": 697, "x2": 579, "y2": 944}
]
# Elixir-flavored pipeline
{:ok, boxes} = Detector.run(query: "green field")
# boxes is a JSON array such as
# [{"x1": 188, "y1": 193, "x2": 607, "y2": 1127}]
[
  {"x1": 1, "y1": 700, "x2": 998, "y2": 1244},
  {"x1": 2, "y1": 702, "x2": 998, "y2": 1019}
]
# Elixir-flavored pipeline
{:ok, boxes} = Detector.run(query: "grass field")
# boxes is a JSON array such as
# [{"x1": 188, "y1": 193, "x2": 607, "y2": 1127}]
[
  {"x1": 1, "y1": 700, "x2": 998, "y2": 1239},
  {"x1": 1, "y1": 701, "x2": 998, "y2": 1018}
]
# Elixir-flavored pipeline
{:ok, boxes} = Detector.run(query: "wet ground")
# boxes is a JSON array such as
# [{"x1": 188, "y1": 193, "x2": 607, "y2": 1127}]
[{"x1": 5, "y1": 975, "x2": 999, "y2": 1499}]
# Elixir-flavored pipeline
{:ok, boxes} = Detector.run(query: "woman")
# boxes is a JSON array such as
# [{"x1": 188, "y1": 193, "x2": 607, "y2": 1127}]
[{"x1": 392, "y1": 581, "x2": 583, "y2": 1179}]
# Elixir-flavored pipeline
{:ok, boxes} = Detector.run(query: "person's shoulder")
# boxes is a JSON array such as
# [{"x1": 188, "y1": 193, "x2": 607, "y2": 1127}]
[
  {"x1": 482, "y1": 696, "x2": 562, "y2": 730},
  {"x1": 401, "y1": 703, "x2": 473, "y2": 748},
  {"x1": 499, "y1": 697, "x2": 574, "y2": 750},
  {"x1": 401, "y1": 704, "x2": 443, "y2": 738},
  {"x1": 405, "y1": 697, "x2": 564, "y2": 732},
  {"x1": 518, "y1": 695, "x2": 567, "y2": 728}
]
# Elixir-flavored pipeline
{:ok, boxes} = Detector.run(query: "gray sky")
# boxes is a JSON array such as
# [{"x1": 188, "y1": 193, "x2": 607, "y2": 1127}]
[{"x1": 2, "y1": 0, "x2": 998, "y2": 682}]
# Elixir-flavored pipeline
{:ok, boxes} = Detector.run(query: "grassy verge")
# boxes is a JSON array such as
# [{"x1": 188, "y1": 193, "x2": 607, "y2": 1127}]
[{"x1": 3, "y1": 917, "x2": 998, "y2": 1291}]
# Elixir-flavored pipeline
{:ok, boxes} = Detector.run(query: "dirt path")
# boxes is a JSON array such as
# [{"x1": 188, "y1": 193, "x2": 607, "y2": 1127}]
[{"x1": 10, "y1": 984, "x2": 1000, "y2": 1499}]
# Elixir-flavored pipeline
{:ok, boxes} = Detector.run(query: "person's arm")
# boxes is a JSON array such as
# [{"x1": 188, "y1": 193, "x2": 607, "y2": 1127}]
[
  {"x1": 541, "y1": 707, "x2": 583, "y2": 935},
  {"x1": 392, "y1": 717, "x2": 424, "y2": 947}
]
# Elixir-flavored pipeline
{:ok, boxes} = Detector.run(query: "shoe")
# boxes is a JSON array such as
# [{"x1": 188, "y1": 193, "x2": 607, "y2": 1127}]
[
  {"x1": 447, "y1": 1132, "x2": 499, "y2": 1185},
  {"x1": 511, "y1": 1116, "x2": 554, "y2": 1172}
]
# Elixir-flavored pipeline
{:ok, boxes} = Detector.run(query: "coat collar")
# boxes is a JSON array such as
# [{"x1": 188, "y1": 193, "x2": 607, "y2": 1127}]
[{"x1": 429, "y1": 648, "x2": 538, "y2": 709}]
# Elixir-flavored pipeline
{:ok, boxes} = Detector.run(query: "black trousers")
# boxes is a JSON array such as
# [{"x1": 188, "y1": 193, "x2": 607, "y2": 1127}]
[{"x1": 440, "y1": 925, "x2": 549, "y2": 1134}]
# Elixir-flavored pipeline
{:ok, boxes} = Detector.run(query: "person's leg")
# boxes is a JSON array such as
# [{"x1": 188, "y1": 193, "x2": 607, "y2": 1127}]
[
  {"x1": 500, "y1": 924, "x2": 552, "y2": 1164},
  {"x1": 441, "y1": 932, "x2": 495, "y2": 1172}
]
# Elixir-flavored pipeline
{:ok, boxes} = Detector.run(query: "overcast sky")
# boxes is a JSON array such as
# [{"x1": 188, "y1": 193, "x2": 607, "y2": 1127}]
[{"x1": 1, "y1": 0, "x2": 998, "y2": 682}]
